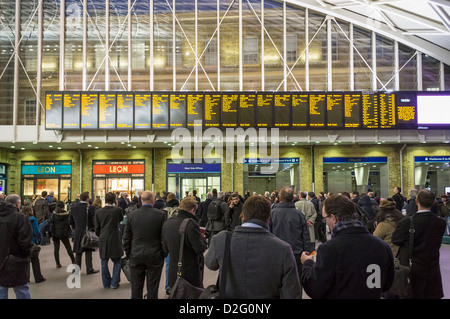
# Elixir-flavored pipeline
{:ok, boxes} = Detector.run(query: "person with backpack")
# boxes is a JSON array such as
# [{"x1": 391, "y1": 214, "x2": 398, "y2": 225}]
[
  {"x1": 163, "y1": 193, "x2": 179, "y2": 220},
  {"x1": 51, "y1": 201, "x2": 75, "y2": 269},
  {"x1": 205, "y1": 191, "x2": 229, "y2": 239}
]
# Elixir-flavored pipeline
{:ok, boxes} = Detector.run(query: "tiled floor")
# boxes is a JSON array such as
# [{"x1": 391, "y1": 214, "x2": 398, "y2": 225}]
[{"x1": 6, "y1": 240, "x2": 450, "y2": 299}]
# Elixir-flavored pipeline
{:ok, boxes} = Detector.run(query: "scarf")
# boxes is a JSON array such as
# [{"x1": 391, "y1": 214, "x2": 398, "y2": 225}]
[{"x1": 331, "y1": 220, "x2": 366, "y2": 238}]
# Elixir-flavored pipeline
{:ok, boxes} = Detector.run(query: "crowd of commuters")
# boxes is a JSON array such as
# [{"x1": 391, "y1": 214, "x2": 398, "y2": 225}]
[{"x1": 0, "y1": 185, "x2": 449, "y2": 299}]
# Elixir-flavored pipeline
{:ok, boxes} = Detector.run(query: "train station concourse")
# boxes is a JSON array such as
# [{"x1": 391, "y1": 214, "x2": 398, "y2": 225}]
[{"x1": 0, "y1": 0, "x2": 450, "y2": 305}]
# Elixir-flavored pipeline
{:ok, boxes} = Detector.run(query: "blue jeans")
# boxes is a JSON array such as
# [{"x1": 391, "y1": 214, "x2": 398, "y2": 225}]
[
  {"x1": 101, "y1": 258, "x2": 121, "y2": 288},
  {"x1": 0, "y1": 283, "x2": 31, "y2": 299},
  {"x1": 165, "y1": 254, "x2": 170, "y2": 290}
]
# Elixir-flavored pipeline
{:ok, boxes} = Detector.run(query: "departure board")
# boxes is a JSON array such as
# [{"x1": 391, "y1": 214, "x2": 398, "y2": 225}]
[
  {"x1": 152, "y1": 92, "x2": 169, "y2": 130},
  {"x1": 378, "y1": 93, "x2": 396, "y2": 129},
  {"x1": 344, "y1": 92, "x2": 361, "y2": 128},
  {"x1": 187, "y1": 93, "x2": 203, "y2": 128},
  {"x1": 99, "y1": 92, "x2": 116, "y2": 130},
  {"x1": 362, "y1": 93, "x2": 378, "y2": 129},
  {"x1": 116, "y1": 92, "x2": 134, "y2": 130},
  {"x1": 170, "y1": 93, "x2": 187, "y2": 129},
  {"x1": 395, "y1": 91, "x2": 417, "y2": 129},
  {"x1": 221, "y1": 92, "x2": 239, "y2": 127},
  {"x1": 45, "y1": 92, "x2": 63, "y2": 130},
  {"x1": 256, "y1": 93, "x2": 273, "y2": 128},
  {"x1": 327, "y1": 93, "x2": 344, "y2": 128},
  {"x1": 239, "y1": 93, "x2": 256, "y2": 127},
  {"x1": 309, "y1": 93, "x2": 326, "y2": 128},
  {"x1": 204, "y1": 93, "x2": 221, "y2": 127},
  {"x1": 274, "y1": 93, "x2": 291, "y2": 128},
  {"x1": 63, "y1": 92, "x2": 81, "y2": 130},
  {"x1": 134, "y1": 92, "x2": 151, "y2": 130},
  {"x1": 45, "y1": 90, "x2": 450, "y2": 131},
  {"x1": 292, "y1": 94, "x2": 308, "y2": 128},
  {"x1": 81, "y1": 92, "x2": 99, "y2": 130}
]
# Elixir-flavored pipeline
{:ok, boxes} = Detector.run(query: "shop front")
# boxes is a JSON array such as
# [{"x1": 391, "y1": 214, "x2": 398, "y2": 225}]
[
  {"x1": 414, "y1": 156, "x2": 450, "y2": 196},
  {"x1": 322, "y1": 157, "x2": 389, "y2": 198},
  {"x1": 21, "y1": 161, "x2": 72, "y2": 202},
  {"x1": 243, "y1": 158, "x2": 300, "y2": 195},
  {"x1": 0, "y1": 164, "x2": 7, "y2": 195},
  {"x1": 166, "y1": 160, "x2": 221, "y2": 201},
  {"x1": 92, "y1": 160, "x2": 145, "y2": 202}
]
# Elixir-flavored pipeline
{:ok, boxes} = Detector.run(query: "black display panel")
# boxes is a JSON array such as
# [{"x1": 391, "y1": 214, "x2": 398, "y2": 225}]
[
  {"x1": 256, "y1": 93, "x2": 273, "y2": 128},
  {"x1": 204, "y1": 93, "x2": 221, "y2": 127},
  {"x1": 221, "y1": 92, "x2": 239, "y2": 127},
  {"x1": 239, "y1": 93, "x2": 256, "y2": 128},
  {"x1": 344, "y1": 92, "x2": 361, "y2": 129},
  {"x1": 63, "y1": 92, "x2": 81, "y2": 130},
  {"x1": 99, "y1": 92, "x2": 116, "y2": 130},
  {"x1": 362, "y1": 93, "x2": 378, "y2": 129},
  {"x1": 187, "y1": 93, "x2": 204, "y2": 128},
  {"x1": 45, "y1": 92, "x2": 63, "y2": 130},
  {"x1": 327, "y1": 93, "x2": 344, "y2": 129},
  {"x1": 134, "y1": 92, "x2": 151, "y2": 130},
  {"x1": 170, "y1": 93, "x2": 187, "y2": 129},
  {"x1": 116, "y1": 92, "x2": 134, "y2": 130},
  {"x1": 274, "y1": 93, "x2": 291, "y2": 128},
  {"x1": 292, "y1": 93, "x2": 308, "y2": 128},
  {"x1": 81, "y1": 92, "x2": 99, "y2": 130},
  {"x1": 395, "y1": 91, "x2": 417, "y2": 129},
  {"x1": 378, "y1": 92, "x2": 396, "y2": 129},
  {"x1": 309, "y1": 93, "x2": 326, "y2": 128},
  {"x1": 152, "y1": 92, "x2": 169, "y2": 130}
]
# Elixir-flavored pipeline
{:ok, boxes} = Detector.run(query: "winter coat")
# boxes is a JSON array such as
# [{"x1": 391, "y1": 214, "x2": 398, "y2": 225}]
[
  {"x1": 359, "y1": 195, "x2": 376, "y2": 220},
  {"x1": 69, "y1": 202, "x2": 96, "y2": 254},
  {"x1": 94, "y1": 205, "x2": 124, "y2": 260},
  {"x1": 162, "y1": 210, "x2": 207, "y2": 289},
  {"x1": 33, "y1": 197, "x2": 50, "y2": 223},
  {"x1": 0, "y1": 201, "x2": 33, "y2": 287},
  {"x1": 52, "y1": 209, "x2": 72, "y2": 239},
  {"x1": 269, "y1": 201, "x2": 312, "y2": 255},
  {"x1": 373, "y1": 217, "x2": 400, "y2": 258}
]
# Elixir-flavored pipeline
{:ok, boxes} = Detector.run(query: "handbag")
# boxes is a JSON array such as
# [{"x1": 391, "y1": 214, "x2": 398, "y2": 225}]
[
  {"x1": 199, "y1": 230, "x2": 232, "y2": 299},
  {"x1": 81, "y1": 205, "x2": 99, "y2": 251},
  {"x1": 389, "y1": 216, "x2": 414, "y2": 299},
  {"x1": 169, "y1": 218, "x2": 204, "y2": 299}
]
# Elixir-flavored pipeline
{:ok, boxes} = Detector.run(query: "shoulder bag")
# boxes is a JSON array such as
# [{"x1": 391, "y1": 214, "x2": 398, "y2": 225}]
[
  {"x1": 81, "y1": 205, "x2": 99, "y2": 251},
  {"x1": 389, "y1": 216, "x2": 414, "y2": 299}
]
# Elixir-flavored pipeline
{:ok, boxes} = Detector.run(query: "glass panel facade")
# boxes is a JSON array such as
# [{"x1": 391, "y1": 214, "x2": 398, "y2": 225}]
[{"x1": 0, "y1": 0, "x2": 449, "y2": 127}]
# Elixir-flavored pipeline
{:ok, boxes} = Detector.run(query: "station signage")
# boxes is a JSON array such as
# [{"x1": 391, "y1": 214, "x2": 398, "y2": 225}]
[
  {"x1": 21, "y1": 164, "x2": 72, "y2": 175},
  {"x1": 92, "y1": 164, "x2": 145, "y2": 175}
]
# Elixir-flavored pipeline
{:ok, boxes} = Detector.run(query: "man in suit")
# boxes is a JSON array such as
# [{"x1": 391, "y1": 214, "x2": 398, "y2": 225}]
[
  {"x1": 392, "y1": 189, "x2": 446, "y2": 299},
  {"x1": 205, "y1": 195, "x2": 301, "y2": 299},
  {"x1": 123, "y1": 191, "x2": 165, "y2": 299},
  {"x1": 301, "y1": 194, "x2": 395, "y2": 299},
  {"x1": 94, "y1": 192, "x2": 123, "y2": 289},
  {"x1": 69, "y1": 192, "x2": 99, "y2": 275}
]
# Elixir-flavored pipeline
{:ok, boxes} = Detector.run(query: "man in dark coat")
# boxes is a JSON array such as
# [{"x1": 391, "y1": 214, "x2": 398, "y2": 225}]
[
  {"x1": 301, "y1": 194, "x2": 395, "y2": 299},
  {"x1": 197, "y1": 192, "x2": 212, "y2": 227},
  {"x1": 205, "y1": 195, "x2": 301, "y2": 299},
  {"x1": 392, "y1": 189, "x2": 446, "y2": 299},
  {"x1": 123, "y1": 191, "x2": 165, "y2": 299},
  {"x1": 94, "y1": 192, "x2": 123, "y2": 289},
  {"x1": 0, "y1": 194, "x2": 33, "y2": 299},
  {"x1": 227, "y1": 193, "x2": 243, "y2": 229},
  {"x1": 392, "y1": 186, "x2": 406, "y2": 211},
  {"x1": 69, "y1": 191, "x2": 99, "y2": 275},
  {"x1": 270, "y1": 186, "x2": 312, "y2": 297},
  {"x1": 162, "y1": 196, "x2": 207, "y2": 293}
]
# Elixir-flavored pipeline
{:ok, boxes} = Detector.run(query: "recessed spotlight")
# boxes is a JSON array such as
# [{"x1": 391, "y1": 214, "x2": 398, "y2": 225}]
[
  {"x1": 10, "y1": 145, "x2": 15, "y2": 149},
  {"x1": 95, "y1": 146, "x2": 99, "y2": 149},
  {"x1": 21, "y1": 148, "x2": 25, "y2": 150},
  {"x1": 57, "y1": 147, "x2": 62, "y2": 150},
  {"x1": 49, "y1": 145, "x2": 53, "y2": 148},
  {"x1": 77, "y1": 141, "x2": 81, "y2": 144},
  {"x1": 87, "y1": 145, "x2": 92, "y2": 147}
]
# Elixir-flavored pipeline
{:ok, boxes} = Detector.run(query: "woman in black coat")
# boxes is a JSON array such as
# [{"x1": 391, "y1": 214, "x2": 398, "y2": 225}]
[
  {"x1": 94, "y1": 192, "x2": 123, "y2": 289},
  {"x1": 52, "y1": 201, "x2": 75, "y2": 268},
  {"x1": 162, "y1": 197, "x2": 207, "y2": 291}
]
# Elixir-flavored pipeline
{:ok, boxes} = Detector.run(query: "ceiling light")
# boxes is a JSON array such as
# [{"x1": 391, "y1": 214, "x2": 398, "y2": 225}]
[{"x1": 49, "y1": 145, "x2": 53, "y2": 148}]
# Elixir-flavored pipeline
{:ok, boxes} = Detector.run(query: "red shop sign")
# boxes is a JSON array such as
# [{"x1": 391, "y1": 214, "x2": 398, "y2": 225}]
[{"x1": 93, "y1": 164, "x2": 145, "y2": 175}]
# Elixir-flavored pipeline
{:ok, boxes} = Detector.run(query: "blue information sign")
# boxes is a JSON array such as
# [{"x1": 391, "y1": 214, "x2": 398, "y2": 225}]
[
  {"x1": 415, "y1": 156, "x2": 450, "y2": 163},
  {"x1": 244, "y1": 158, "x2": 300, "y2": 165},
  {"x1": 323, "y1": 157, "x2": 388, "y2": 164},
  {"x1": 167, "y1": 163, "x2": 221, "y2": 174}
]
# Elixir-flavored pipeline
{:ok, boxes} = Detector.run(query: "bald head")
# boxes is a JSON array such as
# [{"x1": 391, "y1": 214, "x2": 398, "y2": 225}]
[{"x1": 140, "y1": 191, "x2": 154, "y2": 205}]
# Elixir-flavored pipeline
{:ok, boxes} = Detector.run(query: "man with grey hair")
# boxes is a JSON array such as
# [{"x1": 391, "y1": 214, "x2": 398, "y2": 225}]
[
  {"x1": 0, "y1": 194, "x2": 33, "y2": 299},
  {"x1": 197, "y1": 192, "x2": 213, "y2": 227},
  {"x1": 406, "y1": 188, "x2": 419, "y2": 216},
  {"x1": 206, "y1": 190, "x2": 229, "y2": 239}
]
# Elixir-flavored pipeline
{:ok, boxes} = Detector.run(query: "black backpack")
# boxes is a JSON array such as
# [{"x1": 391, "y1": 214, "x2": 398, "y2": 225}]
[{"x1": 207, "y1": 200, "x2": 223, "y2": 221}]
